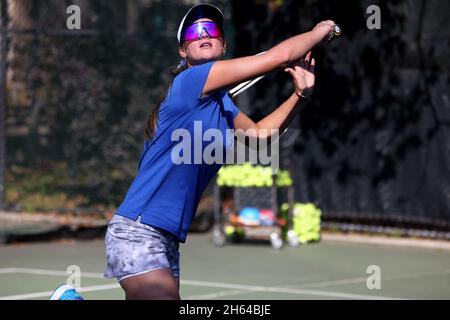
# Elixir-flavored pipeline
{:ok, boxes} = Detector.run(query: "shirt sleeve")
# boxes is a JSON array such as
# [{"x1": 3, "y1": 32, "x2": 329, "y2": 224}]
[
  {"x1": 175, "y1": 61, "x2": 215, "y2": 100},
  {"x1": 223, "y1": 92, "x2": 241, "y2": 119}
]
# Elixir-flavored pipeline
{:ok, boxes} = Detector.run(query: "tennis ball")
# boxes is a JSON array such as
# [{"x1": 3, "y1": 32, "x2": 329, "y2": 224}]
[
  {"x1": 255, "y1": 180, "x2": 264, "y2": 187},
  {"x1": 225, "y1": 225, "x2": 235, "y2": 236}
]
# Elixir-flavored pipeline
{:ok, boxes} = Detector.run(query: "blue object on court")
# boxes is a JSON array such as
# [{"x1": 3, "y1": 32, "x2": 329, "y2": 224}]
[
  {"x1": 49, "y1": 284, "x2": 84, "y2": 300},
  {"x1": 239, "y1": 207, "x2": 260, "y2": 224}
]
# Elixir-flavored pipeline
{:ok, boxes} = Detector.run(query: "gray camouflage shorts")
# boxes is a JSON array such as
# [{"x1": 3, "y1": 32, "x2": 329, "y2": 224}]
[{"x1": 104, "y1": 214, "x2": 180, "y2": 282}]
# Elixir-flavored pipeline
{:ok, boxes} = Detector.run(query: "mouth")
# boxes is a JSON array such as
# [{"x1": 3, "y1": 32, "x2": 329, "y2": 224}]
[{"x1": 199, "y1": 41, "x2": 212, "y2": 48}]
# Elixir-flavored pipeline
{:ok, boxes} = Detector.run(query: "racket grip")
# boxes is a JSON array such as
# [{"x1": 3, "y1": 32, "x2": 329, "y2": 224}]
[{"x1": 326, "y1": 24, "x2": 341, "y2": 43}]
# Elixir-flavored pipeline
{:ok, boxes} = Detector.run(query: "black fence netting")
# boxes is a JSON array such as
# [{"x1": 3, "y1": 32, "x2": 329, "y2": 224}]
[
  {"x1": 3, "y1": 0, "x2": 233, "y2": 209},
  {"x1": 230, "y1": 0, "x2": 450, "y2": 231}
]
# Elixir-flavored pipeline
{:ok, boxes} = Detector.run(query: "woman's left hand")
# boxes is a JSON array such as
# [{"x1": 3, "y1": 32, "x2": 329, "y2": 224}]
[{"x1": 284, "y1": 51, "x2": 315, "y2": 100}]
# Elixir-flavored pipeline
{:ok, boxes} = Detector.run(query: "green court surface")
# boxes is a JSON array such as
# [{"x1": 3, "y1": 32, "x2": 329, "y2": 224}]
[{"x1": 0, "y1": 232, "x2": 449, "y2": 300}]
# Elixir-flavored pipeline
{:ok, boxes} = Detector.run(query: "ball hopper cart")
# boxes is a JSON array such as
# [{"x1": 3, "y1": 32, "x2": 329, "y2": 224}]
[{"x1": 212, "y1": 163, "x2": 298, "y2": 250}]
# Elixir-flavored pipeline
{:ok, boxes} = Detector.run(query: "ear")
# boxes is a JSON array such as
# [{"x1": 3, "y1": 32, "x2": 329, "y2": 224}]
[
  {"x1": 222, "y1": 39, "x2": 227, "y2": 56},
  {"x1": 178, "y1": 45, "x2": 187, "y2": 58}
]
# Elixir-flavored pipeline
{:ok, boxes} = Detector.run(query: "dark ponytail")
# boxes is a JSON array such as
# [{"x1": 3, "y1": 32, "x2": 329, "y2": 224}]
[{"x1": 144, "y1": 61, "x2": 189, "y2": 140}]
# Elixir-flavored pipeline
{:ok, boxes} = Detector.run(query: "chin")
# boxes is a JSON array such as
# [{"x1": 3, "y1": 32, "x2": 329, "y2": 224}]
[{"x1": 196, "y1": 55, "x2": 221, "y2": 64}]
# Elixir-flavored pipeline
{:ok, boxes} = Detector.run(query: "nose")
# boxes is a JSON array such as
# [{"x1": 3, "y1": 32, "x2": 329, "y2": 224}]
[{"x1": 199, "y1": 29, "x2": 210, "y2": 39}]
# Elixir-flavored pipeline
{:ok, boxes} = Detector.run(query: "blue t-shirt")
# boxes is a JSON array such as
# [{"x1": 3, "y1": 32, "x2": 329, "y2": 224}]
[{"x1": 116, "y1": 61, "x2": 240, "y2": 242}]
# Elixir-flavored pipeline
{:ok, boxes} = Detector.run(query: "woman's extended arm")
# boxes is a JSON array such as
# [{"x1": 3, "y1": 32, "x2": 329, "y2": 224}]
[{"x1": 202, "y1": 20, "x2": 334, "y2": 97}]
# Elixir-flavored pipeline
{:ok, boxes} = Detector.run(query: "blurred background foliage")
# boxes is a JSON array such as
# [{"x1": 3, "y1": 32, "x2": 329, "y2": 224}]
[{"x1": 6, "y1": 0, "x2": 234, "y2": 209}]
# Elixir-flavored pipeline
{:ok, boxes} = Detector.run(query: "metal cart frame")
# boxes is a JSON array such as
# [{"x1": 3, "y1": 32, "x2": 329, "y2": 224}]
[{"x1": 212, "y1": 169, "x2": 297, "y2": 249}]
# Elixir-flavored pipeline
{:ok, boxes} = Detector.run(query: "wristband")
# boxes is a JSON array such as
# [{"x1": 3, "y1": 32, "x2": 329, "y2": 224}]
[{"x1": 295, "y1": 91, "x2": 311, "y2": 101}]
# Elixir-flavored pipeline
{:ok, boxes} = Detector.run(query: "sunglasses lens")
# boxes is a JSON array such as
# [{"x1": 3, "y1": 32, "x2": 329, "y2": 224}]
[{"x1": 183, "y1": 21, "x2": 223, "y2": 42}]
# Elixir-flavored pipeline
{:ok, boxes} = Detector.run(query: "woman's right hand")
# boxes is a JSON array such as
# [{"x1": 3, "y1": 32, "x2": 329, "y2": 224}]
[{"x1": 312, "y1": 20, "x2": 336, "y2": 42}]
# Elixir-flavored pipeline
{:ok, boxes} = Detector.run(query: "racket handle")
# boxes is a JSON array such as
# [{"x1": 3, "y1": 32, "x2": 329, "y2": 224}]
[{"x1": 326, "y1": 24, "x2": 341, "y2": 43}]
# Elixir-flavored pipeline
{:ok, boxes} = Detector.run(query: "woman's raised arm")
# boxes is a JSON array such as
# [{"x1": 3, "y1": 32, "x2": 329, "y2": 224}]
[{"x1": 202, "y1": 20, "x2": 335, "y2": 97}]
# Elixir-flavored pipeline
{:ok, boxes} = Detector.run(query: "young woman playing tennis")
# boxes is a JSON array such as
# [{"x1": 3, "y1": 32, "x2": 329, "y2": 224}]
[{"x1": 51, "y1": 3, "x2": 337, "y2": 300}]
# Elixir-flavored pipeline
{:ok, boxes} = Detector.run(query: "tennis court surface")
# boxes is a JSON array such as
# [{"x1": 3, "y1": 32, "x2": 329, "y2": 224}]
[{"x1": 0, "y1": 232, "x2": 449, "y2": 300}]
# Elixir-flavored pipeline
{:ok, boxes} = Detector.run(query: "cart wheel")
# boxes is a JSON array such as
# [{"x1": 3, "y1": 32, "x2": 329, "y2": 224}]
[
  {"x1": 212, "y1": 227, "x2": 226, "y2": 247},
  {"x1": 287, "y1": 230, "x2": 299, "y2": 247},
  {"x1": 270, "y1": 232, "x2": 283, "y2": 250}
]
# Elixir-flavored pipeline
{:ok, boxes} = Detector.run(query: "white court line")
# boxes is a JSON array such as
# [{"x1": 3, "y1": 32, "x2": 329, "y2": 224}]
[
  {"x1": 181, "y1": 279, "x2": 404, "y2": 300},
  {"x1": 0, "y1": 267, "x2": 103, "y2": 278},
  {"x1": 291, "y1": 268, "x2": 450, "y2": 289},
  {"x1": 0, "y1": 284, "x2": 121, "y2": 300},
  {"x1": 186, "y1": 289, "x2": 251, "y2": 300},
  {"x1": 0, "y1": 268, "x2": 15, "y2": 274},
  {"x1": 300, "y1": 277, "x2": 369, "y2": 289},
  {"x1": 0, "y1": 290, "x2": 54, "y2": 300},
  {"x1": 187, "y1": 270, "x2": 439, "y2": 299},
  {"x1": 0, "y1": 267, "x2": 404, "y2": 300}
]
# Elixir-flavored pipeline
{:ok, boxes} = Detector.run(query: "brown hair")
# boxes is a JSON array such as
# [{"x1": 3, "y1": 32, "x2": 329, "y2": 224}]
[{"x1": 144, "y1": 61, "x2": 189, "y2": 140}]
